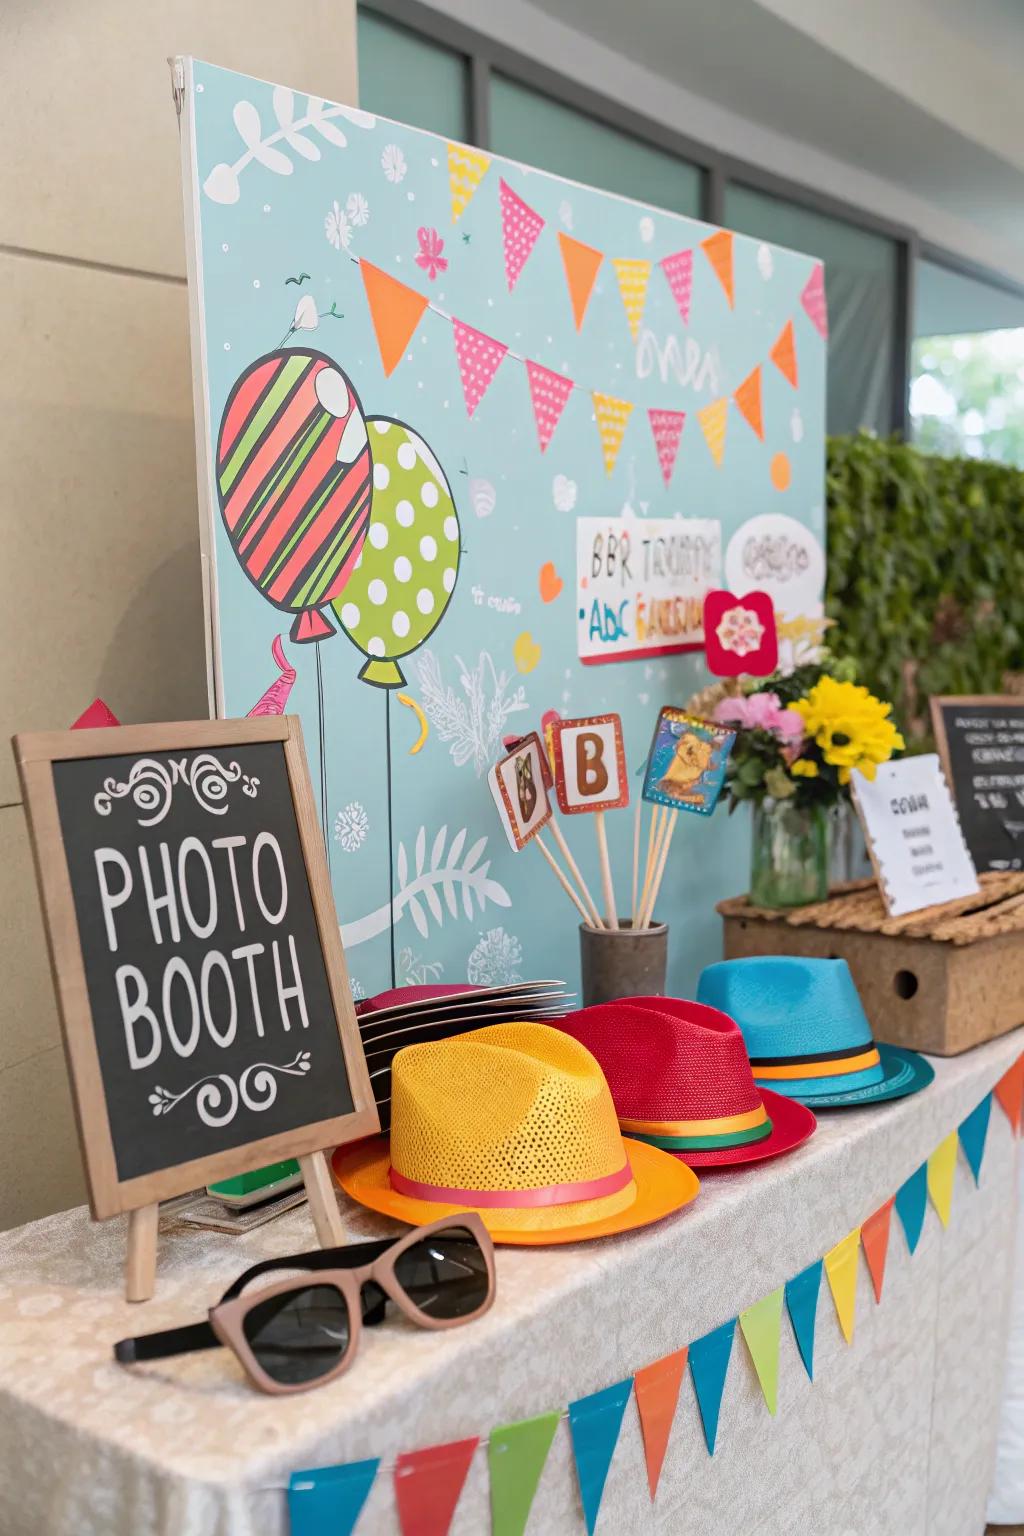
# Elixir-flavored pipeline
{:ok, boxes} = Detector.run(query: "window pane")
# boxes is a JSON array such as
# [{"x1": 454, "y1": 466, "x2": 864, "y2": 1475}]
[
  {"x1": 490, "y1": 75, "x2": 702, "y2": 219},
  {"x1": 724, "y1": 184, "x2": 899, "y2": 436},
  {"x1": 357, "y1": 9, "x2": 469, "y2": 142}
]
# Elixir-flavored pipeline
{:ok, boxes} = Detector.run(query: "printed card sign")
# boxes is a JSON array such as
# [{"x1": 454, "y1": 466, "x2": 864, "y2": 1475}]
[
  {"x1": 931, "y1": 697, "x2": 1024, "y2": 872},
  {"x1": 12, "y1": 718, "x2": 377, "y2": 1219},
  {"x1": 489, "y1": 732, "x2": 552, "y2": 851},
  {"x1": 643, "y1": 709, "x2": 735, "y2": 815},
  {"x1": 851, "y1": 755, "x2": 980, "y2": 917},
  {"x1": 551, "y1": 715, "x2": 629, "y2": 814},
  {"x1": 576, "y1": 517, "x2": 721, "y2": 665}
]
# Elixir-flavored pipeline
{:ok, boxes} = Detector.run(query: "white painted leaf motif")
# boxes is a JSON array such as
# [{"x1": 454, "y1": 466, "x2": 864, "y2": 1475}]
[
  {"x1": 203, "y1": 162, "x2": 240, "y2": 204},
  {"x1": 463, "y1": 836, "x2": 486, "y2": 872},
  {"x1": 397, "y1": 843, "x2": 408, "y2": 889},
  {"x1": 308, "y1": 100, "x2": 348, "y2": 147},
  {"x1": 424, "y1": 883, "x2": 443, "y2": 925},
  {"x1": 233, "y1": 100, "x2": 292, "y2": 174},
  {"x1": 284, "y1": 132, "x2": 320, "y2": 161},
  {"x1": 446, "y1": 828, "x2": 467, "y2": 868},
  {"x1": 272, "y1": 86, "x2": 295, "y2": 126},
  {"x1": 415, "y1": 826, "x2": 426, "y2": 877},
  {"x1": 431, "y1": 826, "x2": 447, "y2": 870},
  {"x1": 407, "y1": 895, "x2": 428, "y2": 939}
]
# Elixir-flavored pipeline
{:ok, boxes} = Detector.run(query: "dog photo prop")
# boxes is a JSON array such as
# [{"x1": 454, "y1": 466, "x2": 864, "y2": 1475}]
[
  {"x1": 12, "y1": 717, "x2": 377, "y2": 1300},
  {"x1": 931, "y1": 696, "x2": 1024, "y2": 873},
  {"x1": 851, "y1": 755, "x2": 980, "y2": 918}
]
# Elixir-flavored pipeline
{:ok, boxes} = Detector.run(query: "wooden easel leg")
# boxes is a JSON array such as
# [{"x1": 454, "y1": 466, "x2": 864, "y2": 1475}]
[
  {"x1": 125, "y1": 1204, "x2": 159, "y2": 1303},
  {"x1": 300, "y1": 1150, "x2": 345, "y2": 1248}
]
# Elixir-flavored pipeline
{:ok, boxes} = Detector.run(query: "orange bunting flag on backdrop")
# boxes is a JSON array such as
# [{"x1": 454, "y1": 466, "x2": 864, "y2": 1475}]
[
  {"x1": 770, "y1": 319, "x2": 799, "y2": 387},
  {"x1": 648, "y1": 408, "x2": 686, "y2": 487},
  {"x1": 360, "y1": 260, "x2": 429, "y2": 377},
  {"x1": 452, "y1": 319, "x2": 508, "y2": 417},
  {"x1": 733, "y1": 365, "x2": 764, "y2": 439},
  {"x1": 447, "y1": 143, "x2": 490, "y2": 221},
  {"x1": 499, "y1": 178, "x2": 545, "y2": 291},
  {"x1": 860, "y1": 1198, "x2": 894, "y2": 1304},
  {"x1": 634, "y1": 1348, "x2": 688, "y2": 1500},
  {"x1": 592, "y1": 392, "x2": 634, "y2": 476},
  {"x1": 995, "y1": 1054, "x2": 1024, "y2": 1135},
  {"x1": 700, "y1": 230, "x2": 734, "y2": 308},
  {"x1": 697, "y1": 397, "x2": 728, "y2": 467},
  {"x1": 527, "y1": 360, "x2": 574, "y2": 452},
  {"x1": 612, "y1": 257, "x2": 652, "y2": 342},
  {"x1": 559, "y1": 232, "x2": 604, "y2": 331}
]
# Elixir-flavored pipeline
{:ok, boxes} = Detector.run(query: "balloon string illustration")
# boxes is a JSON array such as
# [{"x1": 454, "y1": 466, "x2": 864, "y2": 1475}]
[
  {"x1": 316, "y1": 642, "x2": 331, "y2": 874},
  {"x1": 385, "y1": 689, "x2": 397, "y2": 988}
]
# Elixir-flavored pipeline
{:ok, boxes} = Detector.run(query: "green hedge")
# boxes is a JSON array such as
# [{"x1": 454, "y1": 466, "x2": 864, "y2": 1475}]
[{"x1": 825, "y1": 432, "x2": 1024, "y2": 745}]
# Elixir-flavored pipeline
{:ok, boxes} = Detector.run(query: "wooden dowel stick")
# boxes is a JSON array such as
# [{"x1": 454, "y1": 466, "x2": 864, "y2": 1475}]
[
  {"x1": 631, "y1": 796, "x2": 643, "y2": 928},
  {"x1": 641, "y1": 811, "x2": 678, "y2": 928},
  {"x1": 300, "y1": 1150, "x2": 345, "y2": 1247},
  {"x1": 549, "y1": 819, "x2": 604, "y2": 929},
  {"x1": 125, "y1": 1203, "x2": 158, "y2": 1304},
  {"x1": 637, "y1": 805, "x2": 665, "y2": 926},
  {"x1": 594, "y1": 811, "x2": 619, "y2": 930},
  {"x1": 535, "y1": 834, "x2": 592, "y2": 924}
]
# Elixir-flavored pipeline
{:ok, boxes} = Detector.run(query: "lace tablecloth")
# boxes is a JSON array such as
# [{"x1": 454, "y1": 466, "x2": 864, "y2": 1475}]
[{"x1": 0, "y1": 1029, "x2": 1020, "y2": 1536}]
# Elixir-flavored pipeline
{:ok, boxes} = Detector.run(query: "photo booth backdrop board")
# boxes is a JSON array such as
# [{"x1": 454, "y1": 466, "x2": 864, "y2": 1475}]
[
  {"x1": 931, "y1": 697, "x2": 1024, "y2": 874},
  {"x1": 179, "y1": 58, "x2": 826, "y2": 998},
  {"x1": 12, "y1": 717, "x2": 377, "y2": 1221}
]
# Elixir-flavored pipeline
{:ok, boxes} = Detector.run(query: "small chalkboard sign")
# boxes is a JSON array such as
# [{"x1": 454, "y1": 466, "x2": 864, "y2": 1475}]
[
  {"x1": 932, "y1": 696, "x2": 1024, "y2": 872},
  {"x1": 13, "y1": 717, "x2": 378, "y2": 1299}
]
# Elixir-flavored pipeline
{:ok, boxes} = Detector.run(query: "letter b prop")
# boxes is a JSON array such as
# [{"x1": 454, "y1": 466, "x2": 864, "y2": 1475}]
[{"x1": 576, "y1": 732, "x2": 609, "y2": 796}]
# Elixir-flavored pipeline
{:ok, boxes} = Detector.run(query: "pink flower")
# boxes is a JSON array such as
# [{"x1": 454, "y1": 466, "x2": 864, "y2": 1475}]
[
  {"x1": 715, "y1": 603, "x2": 765, "y2": 659},
  {"x1": 713, "y1": 690, "x2": 804, "y2": 742},
  {"x1": 414, "y1": 226, "x2": 448, "y2": 281}
]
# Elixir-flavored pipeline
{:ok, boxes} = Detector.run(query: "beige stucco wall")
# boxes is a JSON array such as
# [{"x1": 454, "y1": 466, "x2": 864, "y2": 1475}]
[{"x1": 0, "y1": 2, "x2": 359, "y2": 1230}]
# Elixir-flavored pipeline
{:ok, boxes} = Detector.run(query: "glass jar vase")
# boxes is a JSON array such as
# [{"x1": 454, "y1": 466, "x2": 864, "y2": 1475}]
[{"x1": 750, "y1": 799, "x2": 830, "y2": 909}]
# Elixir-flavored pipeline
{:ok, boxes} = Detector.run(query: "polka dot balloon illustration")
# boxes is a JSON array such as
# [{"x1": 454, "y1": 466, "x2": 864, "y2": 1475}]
[{"x1": 332, "y1": 417, "x2": 460, "y2": 687}]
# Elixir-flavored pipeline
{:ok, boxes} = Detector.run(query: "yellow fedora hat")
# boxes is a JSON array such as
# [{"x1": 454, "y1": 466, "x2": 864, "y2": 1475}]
[{"x1": 333, "y1": 1022, "x2": 699, "y2": 1245}]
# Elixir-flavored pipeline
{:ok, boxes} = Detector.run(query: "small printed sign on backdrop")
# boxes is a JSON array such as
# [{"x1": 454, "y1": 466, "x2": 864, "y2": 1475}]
[
  {"x1": 551, "y1": 715, "x2": 629, "y2": 814},
  {"x1": 488, "y1": 732, "x2": 553, "y2": 851},
  {"x1": 851, "y1": 755, "x2": 980, "y2": 917},
  {"x1": 642, "y1": 709, "x2": 735, "y2": 815},
  {"x1": 576, "y1": 516, "x2": 721, "y2": 665}
]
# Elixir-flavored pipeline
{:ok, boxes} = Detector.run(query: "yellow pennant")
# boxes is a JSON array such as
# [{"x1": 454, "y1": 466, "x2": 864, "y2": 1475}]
[
  {"x1": 927, "y1": 1131, "x2": 958, "y2": 1227},
  {"x1": 697, "y1": 397, "x2": 728, "y2": 467},
  {"x1": 612, "y1": 257, "x2": 652, "y2": 342},
  {"x1": 824, "y1": 1229, "x2": 860, "y2": 1345},
  {"x1": 448, "y1": 143, "x2": 491, "y2": 222},
  {"x1": 592, "y1": 392, "x2": 634, "y2": 476}
]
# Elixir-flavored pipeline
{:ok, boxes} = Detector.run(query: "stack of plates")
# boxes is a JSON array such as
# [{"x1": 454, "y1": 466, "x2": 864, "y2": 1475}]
[{"x1": 357, "y1": 981, "x2": 572, "y2": 1129}]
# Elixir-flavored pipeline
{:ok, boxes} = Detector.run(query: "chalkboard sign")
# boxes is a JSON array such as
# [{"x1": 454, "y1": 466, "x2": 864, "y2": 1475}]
[
  {"x1": 13, "y1": 717, "x2": 377, "y2": 1221},
  {"x1": 932, "y1": 696, "x2": 1024, "y2": 873}
]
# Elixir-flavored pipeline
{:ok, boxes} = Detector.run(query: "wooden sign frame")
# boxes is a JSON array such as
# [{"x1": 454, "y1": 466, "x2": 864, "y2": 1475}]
[
  {"x1": 13, "y1": 716, "x2": 379, "y2": 1298},
  {"x1": 931, "y1": 693, "x2": 1022, "y2": 786}
]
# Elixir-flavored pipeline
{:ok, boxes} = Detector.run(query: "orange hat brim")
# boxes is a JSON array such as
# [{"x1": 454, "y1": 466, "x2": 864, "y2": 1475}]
[{"x1": 332, "y1": 1136, "x2": 699, "y2": 1246}]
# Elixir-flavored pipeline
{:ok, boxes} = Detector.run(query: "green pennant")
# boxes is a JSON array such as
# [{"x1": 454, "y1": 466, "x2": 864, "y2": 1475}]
[
  {"x1": 488, "y1": 1412, "x2": 561, "y2": 1536},
  {"x1": 739, "y1": 1287, "x2": 785, "y2": 1415}
]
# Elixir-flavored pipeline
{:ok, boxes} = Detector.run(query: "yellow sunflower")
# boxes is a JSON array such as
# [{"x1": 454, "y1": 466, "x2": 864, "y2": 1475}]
[{"x1": 791, "y1": 676, "x2": 904, "y2": 784}]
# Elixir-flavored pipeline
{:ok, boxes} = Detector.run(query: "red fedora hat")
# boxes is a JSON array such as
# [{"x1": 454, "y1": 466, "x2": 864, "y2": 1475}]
[{"x1": 554, "y1": 996, "x2": 816, "y2": 1168}]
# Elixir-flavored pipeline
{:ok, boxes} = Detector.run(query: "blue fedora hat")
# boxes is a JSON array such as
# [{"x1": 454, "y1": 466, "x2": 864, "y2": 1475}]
[{"x1": 695, "y1": 956, "x2": 934, "y2": 1108}]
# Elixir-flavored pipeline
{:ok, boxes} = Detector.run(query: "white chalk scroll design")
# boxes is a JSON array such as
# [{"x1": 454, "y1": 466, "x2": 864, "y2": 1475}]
[
  {"x1": 148, "y1": 1051, "x2": 312, "y2": 1128},
  {"x1": 93, "y1": 754, "x2": 259, "y2": 827}
]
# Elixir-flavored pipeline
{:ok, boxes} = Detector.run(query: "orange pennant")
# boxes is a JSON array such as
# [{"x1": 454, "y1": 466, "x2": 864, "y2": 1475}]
[
  {"x1": 995, "y1": 1055, "x2": 1024, "y2": 1136},
  {"x1": 360, "y1": 260, "x2": 429, "y2": 377},
  {"x1": 634, "y1": 1349, "x2": 688, "y2": 1500},
  {"x1": 770, "y1": 319, "x2": 799, "y2": 388},
  {"x1": 559, "y1": 232, "x2": 603, "y2": 331},
  {"x1": 697, "y1": 397, "x2": 728, "y2": 467},
  {"x1": 860, "y1": 1198, "x2": 894, "y2": 1304},
  {"x1": 733, "y1": 365, "x2": 764, "y2": 440},
  {"x1": 701, "y1": 230, "x2": 734, "y2": 308}
]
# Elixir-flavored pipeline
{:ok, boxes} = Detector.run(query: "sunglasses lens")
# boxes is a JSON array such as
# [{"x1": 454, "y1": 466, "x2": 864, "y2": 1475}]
[
  {"x1": 242, "y1": 1284, "x2": 351, "y2": 1386},
  {"x1": 393, "y1": 1226, "x2": 490, "y2": 1320}
]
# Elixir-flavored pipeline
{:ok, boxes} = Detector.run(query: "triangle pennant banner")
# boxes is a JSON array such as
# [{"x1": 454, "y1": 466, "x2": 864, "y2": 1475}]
[
  {"x1": 701, "y1": 230, "x2": 735, "y2": 307},
  {"x1": 394, "y1": 1438, "x2": 479, "y2": 1536},
  {"x1": 927, "y1": 1132, "x2": 958, "y2": 1228},
  {"x1": 526, "y1": 361, "x2": 574, "y2": 452},
  {"x1": 959, "y1": 1093, "x2": 993, "y2": 1186},
  {"x1": 447, "y1": 143, "x2": 490, "y2": 222},
  {"x1": 739, "y1": 1287, "x2": 784, "y2": 1416},
  {"x1": 770, "y1": 319, "x2": 799, "y2": 387},
  {"x1": 592, "y1": 392, "x2": 634, "y2": 476},
  {"x1": 289, "y1": 1459, "x2": 380, "y2": 1536},
  {"x1": 559, "y1": 232, "x2": 604, "y2": 331},
  {"x1": 648, "y1": 408, "x2": 686, "y2": 487},
  {"x1": 488, "y1": 1412, "x2": 560, "y2": 1536},
  {"x1": 634, "y1": 1348, "x2": 688, "y2": 1500},
  {"x1": 697, "y1": 397, "x2": 728, "y2": 467},
  {"x1": 995, "y1": 1055, "x2": 1024, "y2": 1135},
  {"x1": 360, "y1": 260, "x2": 429, "y2": 377},
  {"x1": 568, "y1": 1379, "x2": 633, "y2": 1536},
  {"x1": 800, "y1": 261, "x2": 828, "y2": 338},
  {"x1": 860, "y1": 1198, "x2": 894, "y2": 1304},
  {"x1": 824, "y1": 1229, "x2": 860, "y2": 1345},
  {"x1": 660, "y1": 248, "x2": 694, "y2": 325},
  {"x1": 452, "y1": 319, "x2": 508, "y2": 417},
  {"x1": 499, "y1": 178, "x2": 545, "y2": 292},
  {"x1": 689, "y1": 1319, "x2": 736, "y2": 1455},
  {"x1": 784, "y1": 1260, "x2": 822, "y2": 1382},
  {"x1": 612, "y1": 257, "x2": 652, "y2": 341},
  {"x1": 733, "y1": 365, "x2": 764, "y2": 439},
  {"x1": 895, "y1": 1163, "x2": 928, "y2": 1255}
]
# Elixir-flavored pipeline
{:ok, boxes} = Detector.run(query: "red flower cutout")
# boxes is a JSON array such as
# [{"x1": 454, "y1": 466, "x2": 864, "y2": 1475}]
[
  {"x1": 703, "y1": 589, "x2": 778, "y2": 677},
  {"x1": 414, "y1": 226, "x2": 448, "y2": 281}
]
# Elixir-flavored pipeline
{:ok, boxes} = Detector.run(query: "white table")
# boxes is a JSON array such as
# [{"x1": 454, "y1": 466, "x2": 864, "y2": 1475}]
[{"x1": 0, "y1": 1030, "x2": 1020, "y2": 1536}]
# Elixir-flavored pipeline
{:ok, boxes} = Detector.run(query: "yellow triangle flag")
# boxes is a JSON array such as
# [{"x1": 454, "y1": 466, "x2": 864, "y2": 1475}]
[
  {"x1": 701, "y1": 230, "x2": 735, "y2": 307},
  {"x1": 559, "y1": 233, "x2": 604, "y2": 331},
  {"x1": 697, "y1": 397, "x2": 728, "y2": 467},
  {"x1": 824, "y1": 1229, "x2": 860, "y2": 1345},
  {"x1": 448, "y1": 143, "x2": 491, "y2": 222},
  {"x1": 927, "y1": 1131, "x2": 958, "y2": 1228},
  {"x1": 612, "y1": 257, "x2": 652, "y2": 342},
  {"x1": 739, "y1": 1287, "x2": 784, "y2": 1416},
  {"x1": 592, "y1": 392, "x2": 634, "y2": 476}
]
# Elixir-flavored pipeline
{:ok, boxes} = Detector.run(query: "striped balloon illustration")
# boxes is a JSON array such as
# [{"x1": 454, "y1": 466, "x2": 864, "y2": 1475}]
[{"x1": 216, "y1": 349, "x2": 372, "y2": 643}]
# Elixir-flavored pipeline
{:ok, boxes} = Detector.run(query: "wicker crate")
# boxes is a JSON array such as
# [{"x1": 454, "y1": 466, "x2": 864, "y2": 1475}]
[{"x1": 717, "y1": 873, "x2": 1024, "y2": 1057}]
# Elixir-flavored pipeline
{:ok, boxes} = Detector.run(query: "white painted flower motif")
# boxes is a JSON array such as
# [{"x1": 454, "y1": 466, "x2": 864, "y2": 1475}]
[
  {"x1": 716, "y1": 604, "x2": 766, "y2": 658},
  {"x1": 397, "y1": 947, "x2": 444, "y2": 986},
  {"x1": 558, "y1": 199, "x2": 574, "y2": 230},
  {"x1": 552, "y1": 474, "x2": 577, "y2": 513},
  {"x1": 791, "y1": 407, "x2": 804, "y2": 443},
  {"x1": 413, "y1": 650, "x2": 527, "y2": 775},
  {"x1": 639, "y1": 215, "x2": 655, "y2": 244},
  {"x1": 325, "y1": 200, "x2": 352, "y2": 250},
  {"x1": 381, "y1": 144, "x2": 407, "y2": 184},
  {"x1": 350, "y1": 977, "x2": 367, "y2": 1002},
  {"x1": 757, "y1": 242, "x2": 774, "y2": 280},
  {"x1": 334, "y1": 800, "x2": 369, "y2": 851},
  {"x1": 292, "y1": 294, "x2": 318, "y2": 332},
  {"x1": 467, "y1": 926, "x2": 523, "y2": 986},
  {"x1": 346, "y1": 191, "x2": 369, "y2": 227}
]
